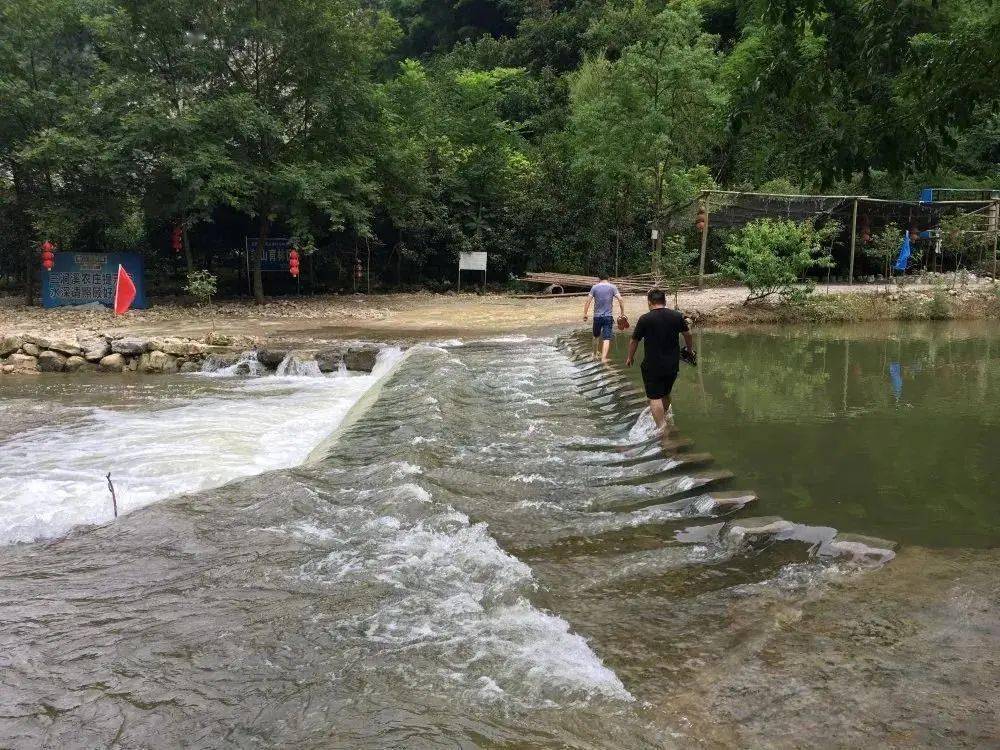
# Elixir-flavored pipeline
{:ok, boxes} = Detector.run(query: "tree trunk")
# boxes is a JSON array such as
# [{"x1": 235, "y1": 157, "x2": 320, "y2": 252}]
[
  {"x1": 182, "y1": 223, "x2": 194, "y2": 275},
  {"x1": 253, "y1": 213, "x2": 268, "y2": 305},
  {"x1": 11, "y1": 164, "x2": 35, "y2": 305}
]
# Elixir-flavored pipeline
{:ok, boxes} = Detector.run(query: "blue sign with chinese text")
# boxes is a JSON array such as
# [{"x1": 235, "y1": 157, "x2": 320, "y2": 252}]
[
  {"x1": 246, "y1": 237, "x2": 291, "y2": 271},
  {"x1": 41, "y1": 252, "x2": 147, "y2": 309}
]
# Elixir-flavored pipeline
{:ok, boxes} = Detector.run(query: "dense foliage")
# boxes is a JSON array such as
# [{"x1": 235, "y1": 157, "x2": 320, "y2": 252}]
[{"x1": 1, "y1": 0, "x2": 997, "y2": 302}]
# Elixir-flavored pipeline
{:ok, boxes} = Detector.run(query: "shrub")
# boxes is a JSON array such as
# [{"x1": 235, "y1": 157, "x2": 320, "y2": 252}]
[
  {"x1": 927, "y1": 288, "x2": 952, "y2": 320},
  {"x1": 716, "y1": 218, "x2": 837, "y2": 304},
  {"x1": 184, "y1": 270, "x2": 218, "y2": 305}
]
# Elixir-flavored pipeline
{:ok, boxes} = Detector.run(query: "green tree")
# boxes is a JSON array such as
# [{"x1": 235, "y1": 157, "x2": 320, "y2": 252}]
[
  {"x1": 102, "y1": 0, "x2": 397, "y2": 303},
  {"x1": 0, "y1": 0, "x2": 138, "y2": 303},
  {"x1": 656, "y1": 234, "x2": 698, "y2": 307},
  {"x1": 568, "y1": 0, "x2": 724, "y2": 272}
]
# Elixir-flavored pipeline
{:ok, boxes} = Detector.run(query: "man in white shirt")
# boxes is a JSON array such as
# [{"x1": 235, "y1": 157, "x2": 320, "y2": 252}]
[{"x1": 582, "y1": 273, "x2": 626, "y2": 361}]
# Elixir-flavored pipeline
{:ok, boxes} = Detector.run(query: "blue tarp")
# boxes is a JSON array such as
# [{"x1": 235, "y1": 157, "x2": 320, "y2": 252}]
[{"x1": 893, "y1": 233, "x2": 911, "y2": 272}]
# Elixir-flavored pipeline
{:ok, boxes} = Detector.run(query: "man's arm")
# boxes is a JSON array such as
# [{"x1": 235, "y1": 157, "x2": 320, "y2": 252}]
[
  {"x1": 682, "y1": 331, "x2": 693, "y2": 350},
  {"x1": 583, "y1": 293, "x2": 593, "y2": 321},
  {"x1": 625, "y1": 337, "x2": 639, "y2": 367},
  {"x1": 615, "y1": 291, "x2": 626, "y2": 318}
]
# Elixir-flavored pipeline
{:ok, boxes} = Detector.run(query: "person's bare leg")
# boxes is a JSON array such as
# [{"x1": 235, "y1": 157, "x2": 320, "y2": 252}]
[
  {"x1": 592, "y1": 336, "x2": 600, "y2": 358},
  {"x1": 600, "y1": 337, "x2": 611, "y2": 361},
  {"x1": 649, "y1": 398, "x2": 667, "y2": 431}
]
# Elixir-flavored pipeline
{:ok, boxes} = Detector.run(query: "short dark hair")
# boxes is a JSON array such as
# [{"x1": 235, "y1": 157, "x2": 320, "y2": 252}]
[
  {"x1": 647, "y1": 288, "x2": 666, "y2": 305},
  {"x1": 598, "y1": 272, "x2": 610, "y2": 280}
]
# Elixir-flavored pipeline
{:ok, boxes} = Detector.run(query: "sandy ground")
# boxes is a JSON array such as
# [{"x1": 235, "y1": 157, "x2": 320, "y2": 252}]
[{"x1": 3, "y1": 282, "x2": 980, "y2": 345}]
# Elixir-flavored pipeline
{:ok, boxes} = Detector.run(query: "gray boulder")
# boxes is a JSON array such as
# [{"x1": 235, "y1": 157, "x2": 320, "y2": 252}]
[
  {"x1": 112, "y1": 336, "x2": 150, "y2": 355},
  {"x1": 149, "y1": 337, "x2": 206, "y2": 357},
  {"x1": 23, "y1": 334, "x2": 82, "y2": 356},
  {"x1": 37, "y1": 350, "x2": 68, "y2": 372},
  {"x1": 344, "y1": 344, "x2": 380, "y2": 372},
  {"x1": 99, "y1": 353, "x2": 126, "y2": 372},
  {"x1": 80, "y1": 336, "x2": 111, "y2": 362},
  {"x1": 22, "y1": 342, "x2": 41, "y2": 357},
  {"x1": 137, "y1": 350, "x2": 178, "y2": 373},
  {"x1": 204, "y1": 352, "x2": 241, "y2": 369},
  {"x1": 256, "y1": 348, "x2": 289, "y2": 369},
  {"x1": 0, "y1": 335, "x2": 23, "y2": 357},
  {"x1": 315, "y1": 348, "x2": 345, "y2": 373},
  {"x1": 179, "y1": 360, "x2": 202, "y2": 373},
  {"x1": 5, "y1": 353, "x2": 38, "y2": 372},
  {"x1": 64, "y1": 355, "x2": 87, "y2": 372}
]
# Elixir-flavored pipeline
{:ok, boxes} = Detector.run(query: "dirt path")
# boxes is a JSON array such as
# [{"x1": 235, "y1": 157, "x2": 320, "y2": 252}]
[{"x1": 0, "y1": 282, "x2": 989, "y2": 344}]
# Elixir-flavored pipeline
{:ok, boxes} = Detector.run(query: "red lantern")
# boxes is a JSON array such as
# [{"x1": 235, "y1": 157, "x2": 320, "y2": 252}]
[
  {"x1": 695, "y1": 220, "x2": 706, "y2": 231},
  {"x1": 289, "y1": 248, "x2": 300, "y2": 277},
  {"x1": 40, "y1": 240, "x2": 55, "y2": 271},
  {"x1": 354, "y1": 259, "x2": 363, "y2": 281},
  {"x1": 171, "y1": 225, "x2": 183, "y2": 253}
]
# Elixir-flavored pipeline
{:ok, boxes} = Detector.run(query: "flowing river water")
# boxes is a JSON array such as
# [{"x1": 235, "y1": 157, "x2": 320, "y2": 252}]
[{"x1": 0, "y1": 325, "x2": 998, "y2": 748}]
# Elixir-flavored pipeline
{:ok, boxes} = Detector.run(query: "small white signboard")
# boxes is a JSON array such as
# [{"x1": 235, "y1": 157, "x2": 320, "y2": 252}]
[{"x1": 459, "y1": 251, "x2": 488, "y2": 271}]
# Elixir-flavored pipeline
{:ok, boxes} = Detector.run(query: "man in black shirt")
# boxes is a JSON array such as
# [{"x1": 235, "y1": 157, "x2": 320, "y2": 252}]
[{"x1": 625, "y1": 288, "x2": 695, "y2": 431}]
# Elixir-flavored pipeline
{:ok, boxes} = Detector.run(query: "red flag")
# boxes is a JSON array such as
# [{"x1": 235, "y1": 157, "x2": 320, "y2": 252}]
[{"x1": 114, "y1": 264, "x2": 137, "y2": 315}]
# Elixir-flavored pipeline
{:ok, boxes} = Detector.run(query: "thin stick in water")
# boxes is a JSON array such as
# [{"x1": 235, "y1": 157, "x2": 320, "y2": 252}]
[{"x1": 106, "y1": 472, "x2": 118, "y2": 518}]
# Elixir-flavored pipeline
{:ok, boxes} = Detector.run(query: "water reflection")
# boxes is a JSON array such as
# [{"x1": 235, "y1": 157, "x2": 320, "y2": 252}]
[{"x1": 612, "y1": 321, "x2": 1000, "y2": 547}]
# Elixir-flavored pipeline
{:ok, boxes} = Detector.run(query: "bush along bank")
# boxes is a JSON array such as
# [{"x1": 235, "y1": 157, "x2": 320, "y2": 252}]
[
  {"x1": 0, "y1": 332, "x2": 384, "y2": 376},
  {"x1": 695, "y1": 284, "x2": 1000, "y2": 326}
]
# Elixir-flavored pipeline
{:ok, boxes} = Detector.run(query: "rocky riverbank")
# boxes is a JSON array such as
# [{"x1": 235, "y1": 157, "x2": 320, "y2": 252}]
[{"x1": 0, "y1": 330, "x2": 385, "y2": 376}]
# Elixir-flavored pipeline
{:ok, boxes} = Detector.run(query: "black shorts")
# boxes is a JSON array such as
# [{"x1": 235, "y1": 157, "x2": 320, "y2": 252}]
[{"x1": 641, "y1": 367, "x2": 678, "y2": 400}]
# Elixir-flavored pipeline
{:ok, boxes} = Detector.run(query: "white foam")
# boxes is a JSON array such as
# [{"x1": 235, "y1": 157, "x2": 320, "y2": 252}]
[
  {"x1": 0, "y1": 349, "x2": 405, "y2": 544},
  {"x1": 200, "y1": 351, "x2": 267, "y2": 377},
  {"x1": 299, "y1": 502, "x2": 634, "y2": 706},
  {"x1": 275, "y1": 353, "x2": 323, "y2": 377}
]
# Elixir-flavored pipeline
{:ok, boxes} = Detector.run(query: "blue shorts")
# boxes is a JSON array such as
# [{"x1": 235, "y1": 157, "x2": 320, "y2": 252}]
[{"x1": 592, "y1": 316, "x2": 614, "y2": 341}]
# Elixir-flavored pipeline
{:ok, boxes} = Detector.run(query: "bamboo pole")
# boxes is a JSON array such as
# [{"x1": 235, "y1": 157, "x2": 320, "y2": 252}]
[
  {"x1": 848, "y1": 198, "x2": 858, "y2": 286},
  {"x1": 698, "y1": 195, "x2": 710, "y2": 288}
]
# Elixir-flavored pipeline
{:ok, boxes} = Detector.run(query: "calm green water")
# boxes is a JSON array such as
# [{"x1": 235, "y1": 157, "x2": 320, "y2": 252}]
[{"x1": 613, "y1": 320, "x2": 1000, "y2": 549}]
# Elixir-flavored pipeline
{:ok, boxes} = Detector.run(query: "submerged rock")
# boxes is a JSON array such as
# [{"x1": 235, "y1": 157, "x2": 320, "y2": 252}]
[{"x1": 37, "y1": 350, "x2": 67, "y2": 372}]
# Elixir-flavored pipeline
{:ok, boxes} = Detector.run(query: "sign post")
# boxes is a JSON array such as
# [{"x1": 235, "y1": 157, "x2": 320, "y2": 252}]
[{"x1": 458, "y1": 251, "x2": 487, "y2": 292}]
